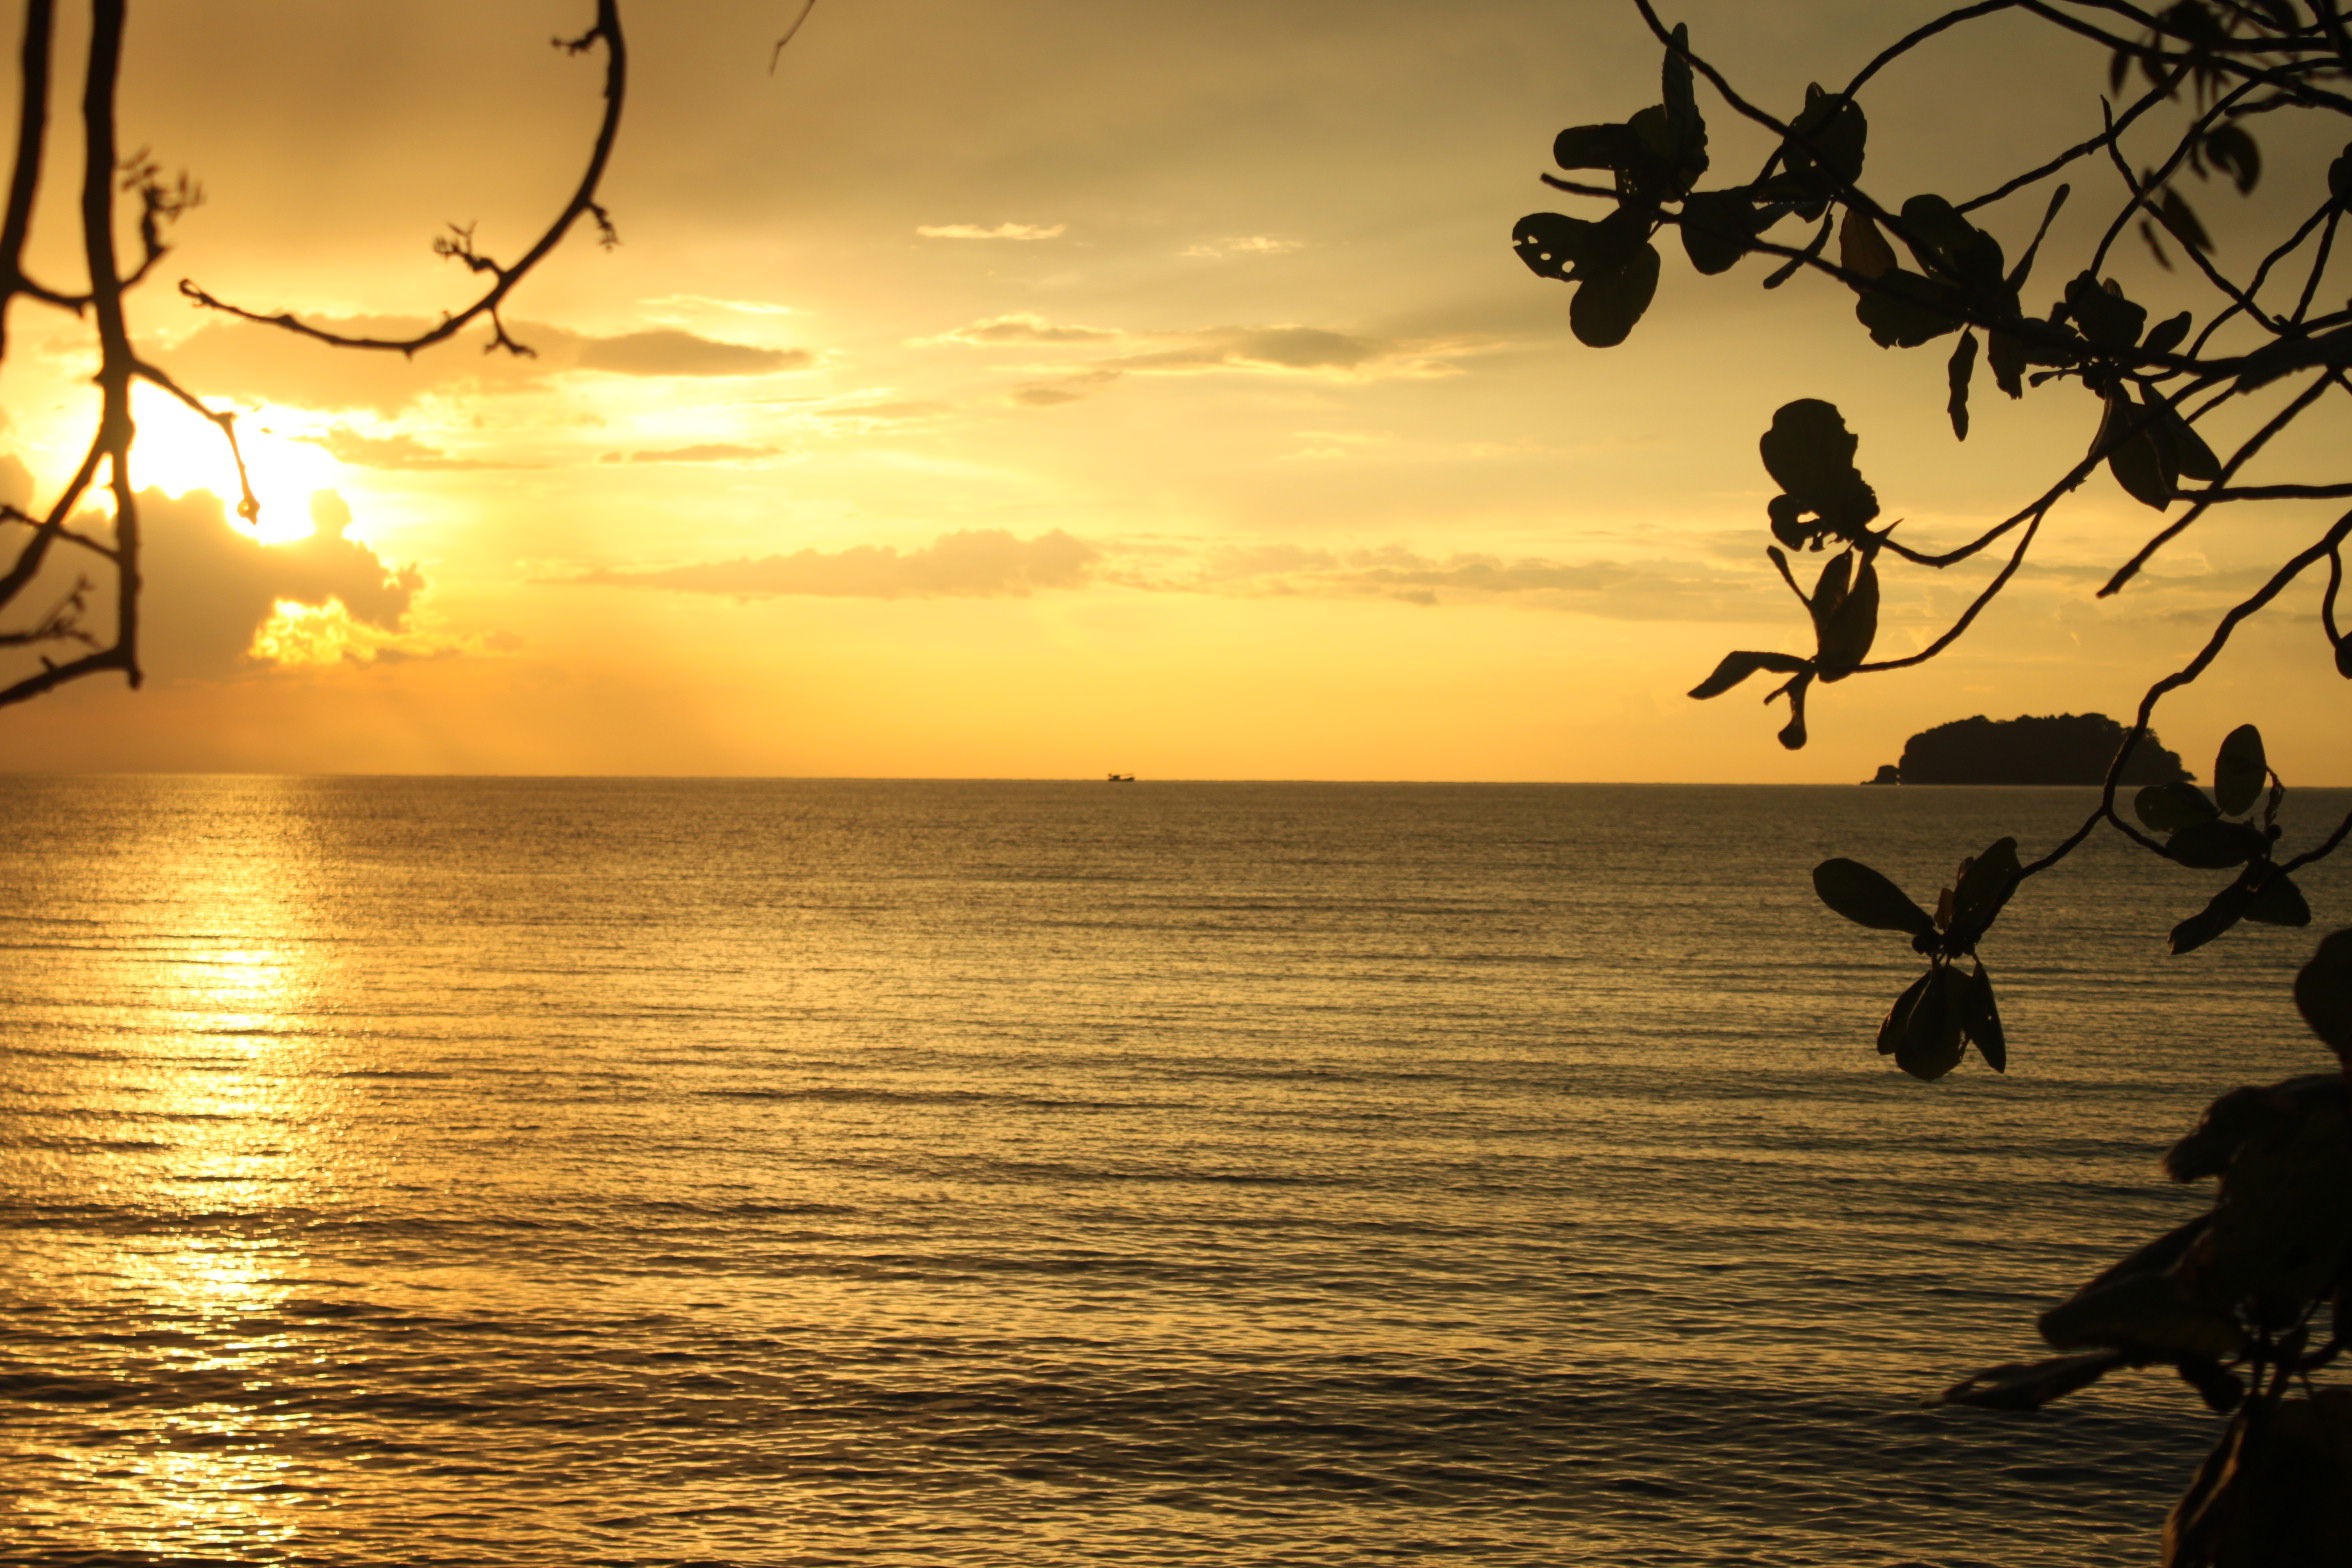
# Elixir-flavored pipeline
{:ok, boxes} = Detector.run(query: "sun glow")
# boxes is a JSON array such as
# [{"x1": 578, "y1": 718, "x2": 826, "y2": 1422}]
[{"x1": 125, "y1": 388, "x2": 345, "y2": 544}]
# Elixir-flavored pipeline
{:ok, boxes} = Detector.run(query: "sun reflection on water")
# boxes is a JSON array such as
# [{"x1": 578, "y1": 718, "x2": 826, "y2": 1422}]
[{"x1": 3, "y1": 778, "x2": 354, "y2": 1557}]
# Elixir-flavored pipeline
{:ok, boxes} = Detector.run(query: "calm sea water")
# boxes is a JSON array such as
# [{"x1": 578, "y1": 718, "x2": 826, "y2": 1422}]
[{"x1": 0, "y1": 777, "x2": 2343, "y2": 1568}]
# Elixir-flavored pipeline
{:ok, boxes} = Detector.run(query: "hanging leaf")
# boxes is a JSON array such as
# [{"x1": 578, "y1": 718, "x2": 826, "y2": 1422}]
[
  {"x1": 1837, "y1": 208, "x2": 1897, "y2": 280},
  {"x1": 2144, "y1": 311, "x2": 2193, "y2": 357},
  {"x1": 1512, "y1": 213, "x2": 1597, "y2": 282},
  {"x1": 1814, "y1": 556, "x2": 1878, "y2": 680},
  {"x1": 2064, "y1": 272, "x2": 2147, "y2": 349},
  {"x1": 1949, "y1": 837, "x2": 2019, "y2": 939},
  {"x1": 1759, "y1": 400, "x2": 1861, "y2": 504},
  {"x1": 1778, "y1": 84, "x2": 1867, "y2": 202},
  {"x1": 2293, "y1": 928, "x2": 2352, "y2": 1057},
  {"x1": 2165, "y1": 819, "x2": 2268, "y2": 869},
  {"x1": 1679, "y1": 189, "x2": 1760, "y2": 275},
  {"x1": 1553, "y1": 122, "x2": 1640, "y2": 172},
  {"x1": 1878, "y1": 969, "x2": 1936, "y2": 1055},
  {"x1": 1946, "y1": 331, "x2": 1978, "y2": 440},
  {"x1": 2038, "y1": 1272, "x2": 2247, "y2": 1362},
  {"x1": 1854, "y1": 269, "x2": 1967, "y2": 348},
  {"x1": 1963, "y1": 964, "x2": 2007, "y2": 1072},
  {"x1": 2202, "y1": 123, "x2": 2261, "y2": 194},
  {"x1": 2096, "y1": 390, "x2": 2176, "y2": 510},
  {"x1": 1815, "y1": 858, "x2": 1936, "y2": 936},
  {"x1": 2136, "y1": 781, "x2": 2219, "y2": 833},
  {"x1": 2148, "y1": 394, "x2": 2222, "y2": 481},
  {"x1": 2157, "y1": 187, "x2": 2213, "y2": 255},
  {"x1": 2241, "y1": 870, "x2": 2310, "y2": 927},
  {"x1": 2170, "y1": 884, "x2": 2247, "y2": 955},
  {"x1": 1569, "y1": 242, "x2": 1662, "y2": 348},
  {"x1": 1897, "y1": 193, "x2": 2003, "y2": 285},
  {"x1": 1943, "y1": 1349, "x2": 2129, "y2": 1411},
  {"x1": 1986, "y1": 329, "x2": 2027, "y2": 398},
  {"x1": 1896, "y1": 965, "x2": 1969, "y2": 1080},
  {"x1": 2213, "y1": 723, "x2": 2267, "y2": 815},
  {"x1": 1688, "y1": 649, "x2": 1808, "y2": 699}
]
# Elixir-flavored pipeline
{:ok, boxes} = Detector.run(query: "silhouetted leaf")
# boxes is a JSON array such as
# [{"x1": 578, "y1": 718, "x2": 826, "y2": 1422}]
[
  {"x1": 1943, "y1": 1349, "x2": 2128, "y2": 1411},
  {"x1": 2214, "y1": 723, "x2": 2267, "y2": 815},
  {"x1": 2175, "y1": 1357, "x2": 2244, "y2": 1416},
  {"x1": 2144, "y1": 310, "x2": 2192, "y2": 357},
  {"x1": 1779, "y1": 84, "x2": 1866, "y2": 201},
  {"x1": 1553, "y1": 122, "x2": 1638, "y2": 172},
  {"x1": 1897, "y1": 965, "x2": 1968, "y2": 1080},
  {"x1": 2171, "y1": 884, "x2": 2246, "y2": 955},
  {"x1": 1816, "y1": 858, "x2": 1935, "y2": 937},
  {"x1": 1963, "y1": 964, "x2": 2007, "y2": 1072},
  {"x1": 1814, "y1": 556, "x2": 1877, "y2": 680},
  {"x1": 2157, "y1": 187, "x2": 2212, "y2": 255},
  {"x1": 2337, "y1": 635, "x2": 2352, "y2": 680},
  {"x1": 2097, "y1": 390, "x2": 2175, "y2": 509},
  {"x1": 1838, "y1": 208, "x2": 1896, "y2": 280},
  {"x1": 1877, "y1": 968, "x2": 1934, "y2": 1056},
  {"x1": 1897, "y1": 193, "x2": 2003, "y2": 285},
  {"x1": 2138, "y1": 217, "x2": 2171, "y2": 271},
  {"x1": 2065, "y1": 271, "x2": 2147, "y2": 349},
  {"x1": 2332, "y1": 143, "x2": 2352, "y2": 206},
  {"x1": 2242, "y1": 870, "x2": 2310, "y2": 927},
  {"x1": 1759, "y1": 400, "x2": 1860, "y2": 504},
  {"x1": 1679, "y1": 189, "x2": 1759, "y2": 275},
  {"x1": 1688, "y1": 649, "x2": 1807, "y2": 699},
  {"x1": 2203, "y1": 122, "x2": 2260, "y2": 194},
  {"x1": 1855, "y1": 269, "x2": 1966, "y2": 348},
  {"x1": 1766, "y1": 494, "x2": 1812, "y2": 550},
  {"x1": 2166, "y1": 819, "x2": 2267, "y2": 869},
  {"x1": 2149, "y1": 395, "x2": 2222, "y2": 481},
  {"x1": 1946, "y1": 331, "x2": 1977, "y2": 440},
  {"x1": 2293, "y1": 928, "x2": 2352, "y2": 1057},
  {"x1": 1949, "y1": 836, "x2": 2018, "y2": 938},
  {"x1": 2038, "y1": 1272, "x2": 2247, "y2": 1362},
  {"x1": 1986, "y1": 328, "x2": 2027, "y2": 398},
  {"x1": 2137, "y1": 780, "x2": 2219, "y2": 833},
  {"x1": 1512, "y1": 213, "x2": 1595, "y2": 282},
  {"x1": 1570, "y1": 241, "x2": 1661, "y2": 347}
]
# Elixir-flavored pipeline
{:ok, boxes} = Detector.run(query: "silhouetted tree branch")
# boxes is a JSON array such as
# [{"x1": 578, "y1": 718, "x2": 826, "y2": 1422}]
[
  {"x1": 0, "y1": 2, "x2": 628, "y2": 707},
  {"x1": 1519, "y1": 3, "x2": 2352, "y2": 1559}
]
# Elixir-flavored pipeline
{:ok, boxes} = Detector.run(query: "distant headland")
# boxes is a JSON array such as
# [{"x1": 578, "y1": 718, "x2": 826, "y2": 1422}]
[{"x1": 1865, "y1": 712, "x2": 2193, "y2": 786}]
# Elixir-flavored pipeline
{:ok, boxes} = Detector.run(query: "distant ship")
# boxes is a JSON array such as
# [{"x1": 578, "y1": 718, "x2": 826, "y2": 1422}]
[{"x1": 1106, "y1": 772, "x2": 1135, "y2": 782}]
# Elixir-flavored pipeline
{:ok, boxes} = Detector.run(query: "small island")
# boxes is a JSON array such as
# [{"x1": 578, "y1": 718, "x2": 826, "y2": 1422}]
[{"x1": 1867, "y1": 712, "x2": 2192, "y2": 786}]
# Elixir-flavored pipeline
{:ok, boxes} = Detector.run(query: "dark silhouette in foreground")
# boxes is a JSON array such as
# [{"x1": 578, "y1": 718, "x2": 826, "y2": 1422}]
[{"x1": 1518, "y1": 4, "x2": 2352, "y2": 1560}]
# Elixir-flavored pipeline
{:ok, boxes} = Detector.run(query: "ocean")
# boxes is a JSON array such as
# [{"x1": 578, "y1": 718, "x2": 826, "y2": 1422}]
[{"x1": 0, "y1": 776, "x2": 2340, "y2": 1567}]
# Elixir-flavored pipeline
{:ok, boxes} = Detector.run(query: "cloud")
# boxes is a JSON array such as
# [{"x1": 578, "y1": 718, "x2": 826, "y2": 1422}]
[
  {"x1": 928, "y1": 314, "x2": 1121, "y2": 346},
  {"x1": 164, "y1": 315, "x2": 810, "y2": 414},
  {"x1": 1107, "y1": 541, "x2": 1770, "y2": 620},
  {"x1": 306, "y1": 426, "x2": 530, "y2": 470},
  {"x1": 1182, "y1": 235, "x2": 1303, "y2": 259},
  {"x1": 914, "y1": 222, "x2": 1067, "y2": 241},
  {"x1": 599, "y1": 442, "x2": 778, "y2": 465},
  {"x1": 136, "y1": 488, "x2": 423, "y2": 678},
  {"x1": 576, "y1": 329, "x2": 811, "y2": 377},
  {"x1": 999, "y1": 326, "x2": 1469, "y2": 406},
  {"x1": 569, "y1": 529, "x2": 1098, "y2": 600},
  {"x1": 1119, "y1": 325, "x2": 1439, "y2": 376}
]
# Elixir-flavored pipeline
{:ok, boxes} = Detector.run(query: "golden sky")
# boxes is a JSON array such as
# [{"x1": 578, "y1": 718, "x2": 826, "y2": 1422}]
[{"x1": 1, "y1": 0, "x2": 2345, "y2": 781}]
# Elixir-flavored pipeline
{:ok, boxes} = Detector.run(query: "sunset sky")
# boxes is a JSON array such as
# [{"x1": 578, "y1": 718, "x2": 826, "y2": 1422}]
[{"x1": 1, "y1": 0, "x2": 2345, "y2": 781}]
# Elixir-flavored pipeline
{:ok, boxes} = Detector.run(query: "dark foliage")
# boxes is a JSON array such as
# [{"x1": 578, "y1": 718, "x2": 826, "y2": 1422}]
[{"x1": 1520, "y1": 5, "x2": 2352, "y2": 1561}]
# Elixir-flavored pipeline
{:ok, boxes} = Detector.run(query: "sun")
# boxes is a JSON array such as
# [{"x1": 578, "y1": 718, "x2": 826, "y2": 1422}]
[{"x1": 125, "y1": 386, "x2": 346, "y2": 544}]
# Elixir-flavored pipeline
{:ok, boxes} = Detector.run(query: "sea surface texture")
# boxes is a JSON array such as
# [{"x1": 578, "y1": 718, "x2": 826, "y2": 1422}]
[{"x1": 0, "y1": 777, "x2": 2343, "y2": 1568}]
